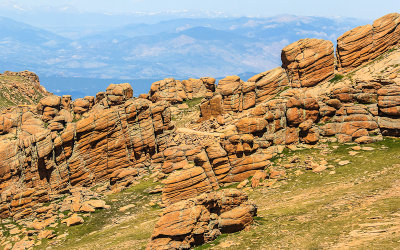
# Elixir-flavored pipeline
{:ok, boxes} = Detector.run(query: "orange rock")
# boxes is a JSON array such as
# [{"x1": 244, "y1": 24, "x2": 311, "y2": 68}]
[
  {"x1": 336, "y1": 25, "x2": 373, "y2": 73},
  {"x1": 62, "y1": 213, "x2": 84, "y2": 226},
  {"x1": 236, "y1": 117, "x2": 267, "y2": 134},
  {"x1": 148, "y1": 189, "x2": 256, "y2": 250},
  {"x1": 248, "y1": 67, "x2": 290, "y2": 104},
  {"x1": 282, "y1": 38, "x2": 334, "y2": 87}
]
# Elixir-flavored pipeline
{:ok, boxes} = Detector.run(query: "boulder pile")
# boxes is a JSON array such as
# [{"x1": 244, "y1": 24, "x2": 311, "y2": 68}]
[{"x1": 148, "y1": 189, "x2": 256, "y2": 250}]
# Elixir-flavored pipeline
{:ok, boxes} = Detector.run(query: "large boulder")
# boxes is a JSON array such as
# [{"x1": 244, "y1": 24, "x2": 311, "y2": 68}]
[
  {"x1": 106, "y1": 83, "x2": 133, "y2": 105},
  {"x1": 281, "y1": 38, "x2": 335, "y2": 87},
  {"x1": 148, "y1": 189, "x2": 257, "y2": 250},
  {"x1": 371, "y1": 13, "x2": 400, "y2": 59},
  {"x1": 336, "y1": 25, "x2": 374, "y2": 73},
  {"x1": 337, "y1": 13, "x2": 400, "y2": 73},
  {"x1": 248, "y1": 67, "x2": 290, "y2": 104}
]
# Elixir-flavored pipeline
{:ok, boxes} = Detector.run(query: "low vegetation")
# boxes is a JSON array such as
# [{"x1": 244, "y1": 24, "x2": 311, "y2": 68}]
[
  {"x1": 31, "y1": 137, "x2": 400, "y2": 249},
  {"x1": 198, "y1": 137, "x2": 400, "y2": 249}
]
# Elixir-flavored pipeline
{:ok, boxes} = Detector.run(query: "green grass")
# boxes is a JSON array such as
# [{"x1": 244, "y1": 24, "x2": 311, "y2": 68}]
[
  {"x1": 197, "y1": 137, "x2": 400, "y2": 249},
  {"x1": 329, "y1": 74, "x2": 344, "y2": 83},
  {"x1": 36, "y1": 178, "x2": 162, "y2": 250},
  {"x1": 184, "y1": 97, "x2": 204, "y2": 109},
  {"x1": 6, "y1": 137, "x2": 400, "y2": 250}
]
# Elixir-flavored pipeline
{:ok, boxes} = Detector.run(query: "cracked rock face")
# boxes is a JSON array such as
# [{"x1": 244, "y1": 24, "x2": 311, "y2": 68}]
[
  {"x1": 147, "y1": 189, "x2": 257, "y2": 250},
  {"x1": 337, "y1": 13, "x2": 400, "y2": 74},
  {"x1": 281, "y1": 38, "x2": 335, "y2": 87},
  {"x1": 149, "y1": 77, "x2": 215, "y2": 104},
  {"x1": 0, "y1": 83, "x2": 174, "y2": 219}
]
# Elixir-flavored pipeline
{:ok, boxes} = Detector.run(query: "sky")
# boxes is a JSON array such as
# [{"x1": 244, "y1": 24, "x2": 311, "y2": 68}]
[{"x1": 0, "y1": 0, "x2": 399, "y2": 20}]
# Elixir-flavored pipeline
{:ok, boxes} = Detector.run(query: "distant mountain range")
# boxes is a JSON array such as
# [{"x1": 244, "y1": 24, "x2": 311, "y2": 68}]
[{"x1": 0, "y1": 13, "x2": 366, "y2": 96}]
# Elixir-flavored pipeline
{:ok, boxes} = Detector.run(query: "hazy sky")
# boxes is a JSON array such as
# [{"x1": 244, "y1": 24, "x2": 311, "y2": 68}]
[{"x1": 1, "y1": 0, "x2": 399, "y2": 20}]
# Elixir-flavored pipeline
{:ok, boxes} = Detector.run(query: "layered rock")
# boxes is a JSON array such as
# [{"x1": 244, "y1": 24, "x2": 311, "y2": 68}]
[
  {"x1": 337, "y1": 13, "x2": 400, "y2": 73},
  {"x1": 0, "y1": 83, "x2": 174, "y2": 219},
  {"x1": 377, "y1": 85, "x2": 400, "y2": 136},
  {"x1": 248, "y1": 67, "x2": 290, "y2": 104},
  {"x1": 149, "y1": 77, "x2": 215, "y2": 104},
  {"x1": 281, "y1": 38, "x2": 335, "y2": 87},
  {"x1": 371, "y1": 13, "x2": 400, "y2": 59},
  {"x1": 198, "y1": 94, "x2": 224, "y2": 122},
  {"x1": 336, "y1": 25, "x2": 374, "y2": 73},
  {"x1": 148, "y1": 189, "x2": 257, "y2": 250},
  {"x1": 160, "y1": 136, "x2": 271, "y2": 206},
  {"x1": 216, "y1": 76, "x2": 256, "y2": 112},
  {"x1": 321, "y1": 103, "x2": 379, "y2": 143}
]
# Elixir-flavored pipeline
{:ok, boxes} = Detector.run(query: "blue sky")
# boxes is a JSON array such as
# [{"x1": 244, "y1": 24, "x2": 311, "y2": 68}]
[{"x1": 1, "y1": 0, "x2": 399, "y2": 20}]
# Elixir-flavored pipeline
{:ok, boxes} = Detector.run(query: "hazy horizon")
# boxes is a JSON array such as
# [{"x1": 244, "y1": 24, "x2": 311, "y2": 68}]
[{"x1": 0, "y1": 0, "x2": 398, "y2": 20}]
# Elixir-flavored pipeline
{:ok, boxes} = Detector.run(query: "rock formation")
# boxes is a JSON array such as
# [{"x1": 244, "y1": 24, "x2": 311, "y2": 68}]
[
  {"x1": 147, "y1": 189, "x2": 256, "y2": 250},
  {"x1": 1, "y1": 12, "x2": 400, "y2": 250},
  {"x1": 0, "y1": 71, "x2": 49, "y2": 108},
  {"x1": 0, "y1": 83, "x2": 174, "y2": 220},
  {"x1": 281, "y1": 38, "x2": 335, "y2": 87},
  {"x1": 337, "y1": 13, "x2": 400, "y2": 73},
  {"x1": 149, "y1": 77, "x2": 215, "y2": 104}
]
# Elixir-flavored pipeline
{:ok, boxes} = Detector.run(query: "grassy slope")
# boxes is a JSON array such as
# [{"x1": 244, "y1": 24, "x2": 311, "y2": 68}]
[
  {"x1": 36, "y1": 179, "x2": 162, "y2": 250},
  {"x1": 197, "y1": 137, "x2": 400, "y2": 249},
  {"x1": 28, "y1": 137, "x2": 400, "y2": 250}
]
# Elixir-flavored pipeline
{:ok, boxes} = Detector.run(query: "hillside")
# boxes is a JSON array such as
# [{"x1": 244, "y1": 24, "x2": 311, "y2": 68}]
[
  {"x1": 0, "y1": 12, "x2": 399, "y2": 250},
  {"x1": 0, "y1": 71, "x2": 49, "y2": 108}
]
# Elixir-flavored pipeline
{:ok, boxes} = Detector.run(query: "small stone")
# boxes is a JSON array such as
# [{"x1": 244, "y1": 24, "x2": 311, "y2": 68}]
[
  {"x1": 62, "y1": 213, "x2": 84, "y2": 227},
  {"x1": 237, "y1": 179, "x2": 249, "y2": 189},
  {"x1": 294, "y1": 170, "x2": 303, "y2": 176},
  {"x1": 9, "y1": 228, "x2": 21, "y2": 235},
  {"x1": 361, "y1": 147, "x2": 374, "y2": 151},
  {"x1": 349, "y1": 151, "x2": 359, "y2": 156},
  {"x1": 38, "y1": 230, "x2": 55, "y2": 240},
  {"x1": 119, "y1": 204, "x2": 135, "y2": 212},
  {"x1": 313, "y1": 165, "x2": 327, "y2": 173},
  {"x1": 338, "y1": 160, "x2": 350, "y2": 166}
]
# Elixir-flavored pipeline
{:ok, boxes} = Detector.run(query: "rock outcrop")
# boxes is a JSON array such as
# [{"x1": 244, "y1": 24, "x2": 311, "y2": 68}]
[
  {"x1": 1, "y1": 12, "x2": 400, "y2": 250},
  {"x1": 377, "y1": 85, "x2": 400, "y2": 136},
  {"x1": 248, "y1": 67, "x2": 290, "y2": 104},
  {"x1": 0, "y1": 71, "x2": 50, "y2": 109},
  {"x1": 148, "y1": 189, "x2": 256, "y2": 250},
  {"x1": 282, "y1": 38, "x2": 335, "y2": 87},
  {"x1": 0, "y1": 83, "x2": 174, "y2": 220},
  {"x1": 149, "y1": 77, "x2": 215, "y2": 104},
  {"x1": 337, "y1": 13, "x2": 400, "y2": 73}
]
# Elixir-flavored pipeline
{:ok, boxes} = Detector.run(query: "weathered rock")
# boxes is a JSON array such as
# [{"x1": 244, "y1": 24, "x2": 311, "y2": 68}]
[
  {"x1": 61, "y1": 95, "x2": 72, "y2": 110},
  {"x1": 249, "y1": 67, "x2": 290, "y2": 104},
  {"x1": 282, "y1": 38, "x2": 335, "y2": 87},
  {"x1": 149, "y1": 77, "x2": 214, "y2": 104},
  {"x1": 337, "y1": 13, "x2": 400, "y2": 73},
  {"x1": 251, "y1": 170, "x2": 267, "y2": 188},
  {"x1": 216, "y1": 76, "x2": 256, "y2": 112},
  {"x1": 62, "y1": 213, "x2": 84, "y2": 227},
  {"x1": 0, "y1": 92, "x2": 173, "y2": 220},
  {"x1": 199, "y1": 95, "x2": 224, "y2": 121},
  {"x1": 336, "y1": 25, "x2": 374, "y2": 73},
  {"x1": 106, "y1": 83, "x2": 133, "y2": 105},
  {"x1": 236, "y1": 117, "x2": 267, "y2": 134},
  {"x1": 371, "y1": 13, "x2": 400, "y2": 59},
  {"x1": 148, "y1": 189, "x2": 256, "y2": 250}
]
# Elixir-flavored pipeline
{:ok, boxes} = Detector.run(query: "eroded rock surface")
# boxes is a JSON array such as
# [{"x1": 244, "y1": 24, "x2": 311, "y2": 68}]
[
  {"x1": 282, "y1": 38, "x2": 335, "y2": 87},
  {"x1": 147, "y1": 189, "x2": 256, "y2": 250}
]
